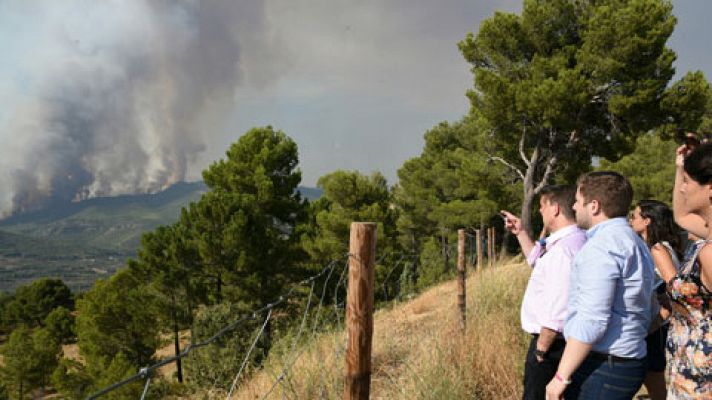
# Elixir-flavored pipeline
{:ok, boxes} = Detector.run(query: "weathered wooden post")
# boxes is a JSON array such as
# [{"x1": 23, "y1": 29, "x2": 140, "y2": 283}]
[
  {"x1": 457, "y1": 229, "x2": 466, "y2": 332},
  {"x1": 476, "y1": 229, "x2": 483, "y2": 270},
  {"x1": 491, "y1": 227, "x2": 497, "y2": 267},
  {"x1": 344, "y1": 222, "x2": 377, "y2": 400},
  {"x1": 486, "y1": 227, "x2": 491, "y2": 268}
]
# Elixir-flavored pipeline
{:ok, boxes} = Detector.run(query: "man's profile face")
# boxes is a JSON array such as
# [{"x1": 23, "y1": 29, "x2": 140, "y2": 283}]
[
  {"x1": 539, "y1": 196, "x2": 556, "y2": 231},
  {"x1": 573, "y1": 187, "x2": 591, "y2": 230}
]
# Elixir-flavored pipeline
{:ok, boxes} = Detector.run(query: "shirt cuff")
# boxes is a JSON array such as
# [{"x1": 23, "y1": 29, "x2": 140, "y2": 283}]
[
  {"x1": 563, "y1": 318, "x2": 606, "y2": 344},
  {"x1": 539, "y1": 320, "x2": 564, "y2": 333}
]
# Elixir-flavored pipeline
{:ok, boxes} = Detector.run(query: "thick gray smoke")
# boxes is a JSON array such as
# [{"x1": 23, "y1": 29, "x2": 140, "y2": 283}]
[{"x1": 0, "y1": 1, "x2": 268, "y2": 216}]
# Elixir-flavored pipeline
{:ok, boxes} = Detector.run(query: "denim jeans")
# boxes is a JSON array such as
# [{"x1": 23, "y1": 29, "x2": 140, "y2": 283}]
[{"x1": 564, "y1": 354, "x2": 646, "y2": 399}]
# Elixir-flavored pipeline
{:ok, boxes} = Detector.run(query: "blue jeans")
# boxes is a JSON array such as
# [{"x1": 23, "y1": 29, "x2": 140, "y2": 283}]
[{"x1": 564, "y1": 354, "x2": 646, "y2": 399}]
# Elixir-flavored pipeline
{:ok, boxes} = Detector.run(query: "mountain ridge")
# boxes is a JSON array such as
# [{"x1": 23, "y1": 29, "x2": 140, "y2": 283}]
[{"x1": 0, "y1": 182, "x2": 322, "y2": 292}]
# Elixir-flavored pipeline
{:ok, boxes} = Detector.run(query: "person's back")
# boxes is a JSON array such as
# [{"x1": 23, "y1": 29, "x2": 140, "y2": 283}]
[
  {"x1": 545, "y1": 171, "x2": 656, "y2": 400},
  {"x1": 566, "y1": 217, "x2": 655, "y2": 358}
]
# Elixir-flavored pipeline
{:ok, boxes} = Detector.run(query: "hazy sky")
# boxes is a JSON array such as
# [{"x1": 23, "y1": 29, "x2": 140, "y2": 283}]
[
  {"x1": 1, "y1": 1, "x2": 710, "y2": 212},
  {"x1": 204, "y1": 0, "x2": 712, "y2": 187}
]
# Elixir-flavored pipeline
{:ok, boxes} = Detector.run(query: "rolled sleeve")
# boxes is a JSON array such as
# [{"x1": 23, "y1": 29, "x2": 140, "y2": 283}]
[{"x1": 565, "y1": 244, "x2": 618, "y2": 344}]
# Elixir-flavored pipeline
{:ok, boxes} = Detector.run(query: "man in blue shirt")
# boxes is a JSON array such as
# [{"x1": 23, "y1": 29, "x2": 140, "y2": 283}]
[{"x1": 546, "y1": 171, "x2": 656, "y2": 400}]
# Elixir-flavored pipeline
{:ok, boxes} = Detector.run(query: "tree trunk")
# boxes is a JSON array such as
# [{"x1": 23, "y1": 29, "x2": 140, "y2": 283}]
[
  {"x1": 499, "y1": 230, "x2": 511, "y2": 259},
  {"x1": 441, "y1": 232, "x2": 449, "y2": 273},
  {"x1": 172, "y1": 294, "x2": 183, "y2": 383}
]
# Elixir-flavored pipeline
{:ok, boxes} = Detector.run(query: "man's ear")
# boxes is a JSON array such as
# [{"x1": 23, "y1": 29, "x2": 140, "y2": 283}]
[{"x1": 590, "y1": 199, "x2": 602, "y2": 216}]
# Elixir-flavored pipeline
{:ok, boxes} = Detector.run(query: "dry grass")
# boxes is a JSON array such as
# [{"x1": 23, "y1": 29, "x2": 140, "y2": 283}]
[{"x1": 209, "y1": 257, "x2": 532, "y2": 400}]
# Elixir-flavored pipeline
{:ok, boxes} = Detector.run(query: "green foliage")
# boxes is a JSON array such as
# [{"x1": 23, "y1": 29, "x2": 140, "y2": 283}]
[
  {"x1": 395, "y1": 119, "x2": 519, "y2": 268},
  {"x1": 75, "y1": 269, "x2": 160, "y2": 372},
  {"x1": 129, "y1": 220, "x2": 206, "y2": 383},
  {"x1": 414, "y1": 237, "x2": 455, "y2": 290},
  {"x1": 185, "y1": 302, "x2": 262, "y2": 389},
  {"x1": 44, "y1": 306, "x2": 75, "y2": 344},
  {"x1": 396, "y1": 120, "x2": 517, "y2": 232},
  {"x1": 305, "y1": 171, "x2": 396, "y2": 261},
  {"x1": 3, "y1": 278, "x2": 73, "y2": 328},
  {"x1": 0, "y1": 326, "x2": 34, "y2": 399},
  {"x1": 0, "y1": 326, "x2": 60, "y2": 399},
  {"x1": 193, "y1": 126, "x2": 308, "y2": 309},
  {"x1": 89, "y1": 353, "x2": 147, "y2": 400},
  {"x1": 457, "y1": 0, "x2": 708, "y2": 231},
  {"x1": 302, "y1": 170, "x2": 404, "y2": 300},
  {"x1": 51, "y1": 359, "x2": 92, "y2": 400},
  {"x1": 598, "y1": 133, "x2": 678, "y2": 203},
  {"x1": 660, "y1": 72, "x2": 712, "y2": 133},
  {"x1": 30, "y1": 328, "x2": 61, "y2": 392}
]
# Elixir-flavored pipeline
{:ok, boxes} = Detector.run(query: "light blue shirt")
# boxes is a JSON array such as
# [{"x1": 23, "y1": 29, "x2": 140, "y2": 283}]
[{"x1": 564, "y1": 217, "x2": 655, "y2": 359}]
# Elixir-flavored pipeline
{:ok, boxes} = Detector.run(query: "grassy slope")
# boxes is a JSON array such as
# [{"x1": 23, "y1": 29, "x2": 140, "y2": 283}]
[{"x1": 189, "y1": 258, "x2": 532, "y2": 400}]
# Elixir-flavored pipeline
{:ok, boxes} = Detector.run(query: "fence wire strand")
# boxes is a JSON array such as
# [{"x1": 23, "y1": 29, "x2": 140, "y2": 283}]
[
  {"x1": 88, "y1": 247, "x2": 424, "y2": 400},
  {"x1": 87, "y1": 256, "x2": 347, "y2": 399}
]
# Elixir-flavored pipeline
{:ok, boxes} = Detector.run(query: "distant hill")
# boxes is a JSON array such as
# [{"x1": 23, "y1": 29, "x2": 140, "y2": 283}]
[
  {"x1": 0, "y1": 182, "x2": 321, "y2": 292},
  {"x1": 0, "y1": 181, "x2": 209, "y2": 252}
]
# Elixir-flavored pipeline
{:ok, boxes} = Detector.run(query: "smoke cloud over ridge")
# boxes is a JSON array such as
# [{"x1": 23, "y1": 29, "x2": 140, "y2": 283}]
[{"x1": 0, "y1": 1, "x2": 271, "y2": 216}]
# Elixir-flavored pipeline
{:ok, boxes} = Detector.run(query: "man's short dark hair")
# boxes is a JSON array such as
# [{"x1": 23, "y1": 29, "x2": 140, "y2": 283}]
[
  {"x1": 576, "y1": 171, "x2": 633, "y2": 219},
  {"x1": 539, "y1": 184, "x2": 576, "y2": 221}
]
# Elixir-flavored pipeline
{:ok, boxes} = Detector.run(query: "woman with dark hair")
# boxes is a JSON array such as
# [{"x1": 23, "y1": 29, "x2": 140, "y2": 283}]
[
  {"x1": 667, "y1": 142, "x2": 712, "y2": 398},
  {"x1": 629, "y1": 199, "x2": 682, "y2": 399}
]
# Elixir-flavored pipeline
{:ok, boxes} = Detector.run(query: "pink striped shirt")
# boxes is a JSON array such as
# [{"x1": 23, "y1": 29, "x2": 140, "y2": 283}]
[{"x1": 521, "y1": 224, "x2": 586, "y2": 334}]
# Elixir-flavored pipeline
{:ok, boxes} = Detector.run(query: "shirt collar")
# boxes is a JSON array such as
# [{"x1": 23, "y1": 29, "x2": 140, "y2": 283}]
[
  {"x1": 546, "y1": 224, "x2": 580, "y2": 245},
  {"x1": 585, "y1": 217, "x2": 628, "y2": 239}
]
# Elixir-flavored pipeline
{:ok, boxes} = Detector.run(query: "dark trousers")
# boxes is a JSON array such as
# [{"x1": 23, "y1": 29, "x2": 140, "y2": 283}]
[
  {"x1": 564, "y1": 354, "x2": 646, "y2": 399},
  {"x1": 523, "y1": 335, "x2": 566, "y2": 400}
]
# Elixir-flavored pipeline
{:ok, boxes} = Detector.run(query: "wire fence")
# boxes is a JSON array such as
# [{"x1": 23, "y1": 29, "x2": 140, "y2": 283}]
[
  {"x1": 87, "y1": 256, "x2": 349, "y2": 400},
  {"x1": 86, "y1": 228, "x2": 499, "y2": 399}
]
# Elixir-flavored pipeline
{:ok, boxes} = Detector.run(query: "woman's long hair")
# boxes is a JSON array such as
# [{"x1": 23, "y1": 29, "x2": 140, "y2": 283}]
[{"x1": 638, "y1": 199, "x2": 684, "y2": 259}]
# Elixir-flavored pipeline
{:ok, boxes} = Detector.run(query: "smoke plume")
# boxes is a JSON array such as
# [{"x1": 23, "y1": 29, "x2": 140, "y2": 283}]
[{"x1": 0, "y1": 1, "x2": 269, "y2": 216}]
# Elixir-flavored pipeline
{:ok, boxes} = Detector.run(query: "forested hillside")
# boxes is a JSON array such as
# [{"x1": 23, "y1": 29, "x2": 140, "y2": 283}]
[{"x1": 0, "y1": 183, "x2": 321, "y2": 292}]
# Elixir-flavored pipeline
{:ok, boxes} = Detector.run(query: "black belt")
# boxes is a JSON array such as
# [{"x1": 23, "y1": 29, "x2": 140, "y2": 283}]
[
  {"x1": 531, "y1": 333, "x2": 565, "y2": 341},
  {"x1": 588, "y1": 351, "x2": 641, "y2": 363}
]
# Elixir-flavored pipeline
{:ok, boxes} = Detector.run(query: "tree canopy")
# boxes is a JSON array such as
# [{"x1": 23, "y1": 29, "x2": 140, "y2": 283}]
[{"x1": 458, "y1": 0, "x2": 709, "y2": 232}]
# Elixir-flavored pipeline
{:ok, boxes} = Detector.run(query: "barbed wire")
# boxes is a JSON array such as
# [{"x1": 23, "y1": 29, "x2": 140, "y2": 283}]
[
  {"x1": 258, "y1": 257, "x2": 345, "y2": 399},
  {"x1": 88, "y1": 247, "x2": 428, "y2": 399},
  {"x1": 227, "y1": 308, "x2": 274, "y2": 398},
  {"x1": 87, "y1": 256, "x2": 347, "y2": 400}
]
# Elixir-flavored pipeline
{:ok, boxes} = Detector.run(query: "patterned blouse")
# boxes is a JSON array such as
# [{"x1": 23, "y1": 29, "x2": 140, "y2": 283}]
[{"x1": 666, "y1": 241, "x2": 712, "y2": 398}]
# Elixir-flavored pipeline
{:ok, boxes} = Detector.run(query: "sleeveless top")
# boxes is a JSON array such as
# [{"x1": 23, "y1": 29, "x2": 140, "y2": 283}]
[{"x1": 665, "y1": 240, "x2": 712, "y2": 398}]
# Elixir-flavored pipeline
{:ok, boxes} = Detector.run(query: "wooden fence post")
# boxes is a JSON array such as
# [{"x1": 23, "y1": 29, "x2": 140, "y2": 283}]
[
  {"x1": 476, "y1": 229, "x2": 483, "y2": 270},
  {"x1": 344, "y1": 222, "x2": 377, "y2": 400},
  {"x1": 491, "y1": 227, "x2": 497, "y2": 267},
  {"x1": 457, "y1": 229, "x2": 466, "y2": 332},
  {"x1": 486, "y1": 227, "x2": 491, "y2": 268}
]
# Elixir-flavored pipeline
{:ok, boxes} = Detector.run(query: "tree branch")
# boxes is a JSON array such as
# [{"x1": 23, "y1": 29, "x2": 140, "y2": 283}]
[
  {"x1": 488, "y1": 155, "x2": 525, "y2": 181},
  {"x1": 534, "y1": 154, "x2": 558, "y2": 194},
  {"x1": 519, "y1": 124, "x2": 530, "y2": 168},
  {"x1": 533, "y1": 130, "x2": 577, "y2": 194}
]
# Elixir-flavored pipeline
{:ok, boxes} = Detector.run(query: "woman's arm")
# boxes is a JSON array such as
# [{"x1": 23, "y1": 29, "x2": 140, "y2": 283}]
[
  {"x1": 673, "y1": 145, "x2": 708, "y2": 238},
  {"x1": 697, "y1": 245, "x2": 712, "y2": 293},
  {"x1": 651, "y1": 244, "x2": 678, "y2": 282}
]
